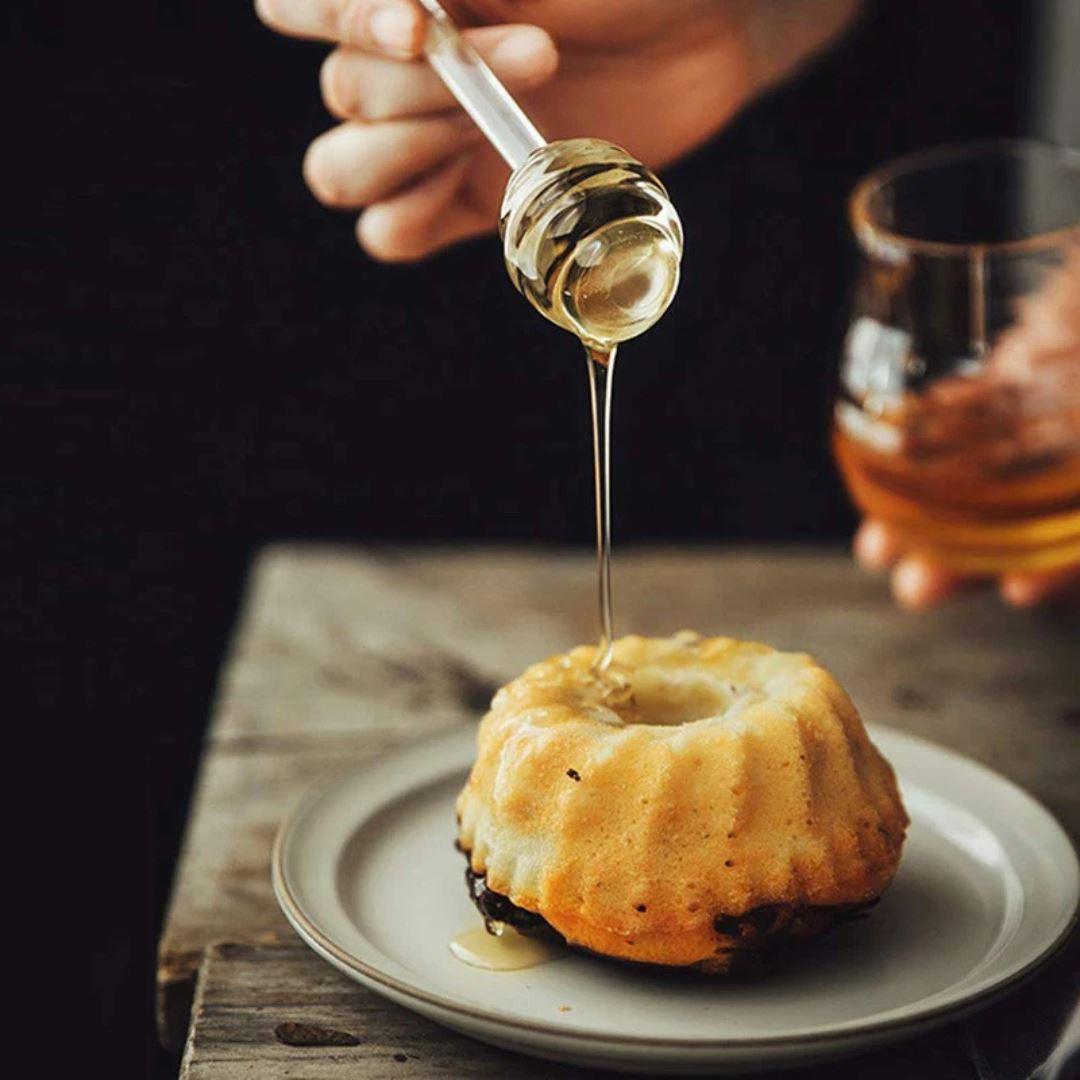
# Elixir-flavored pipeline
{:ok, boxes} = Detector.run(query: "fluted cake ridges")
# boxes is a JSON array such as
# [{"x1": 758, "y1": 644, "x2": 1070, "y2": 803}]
[{"x1": 456, "y1": 633, "x2": 908, "y2": 971}]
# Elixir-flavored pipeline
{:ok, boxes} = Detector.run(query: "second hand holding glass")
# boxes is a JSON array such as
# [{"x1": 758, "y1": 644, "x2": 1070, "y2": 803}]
[
  {"x1": 834, "y1": 140, "x2": 1080, "y2": 585},
  {"x1": 419, "y1": 0, "x2": 684, "y2": 670}
]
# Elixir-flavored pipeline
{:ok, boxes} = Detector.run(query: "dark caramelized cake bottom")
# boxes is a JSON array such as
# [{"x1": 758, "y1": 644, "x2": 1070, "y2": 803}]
[{"x1": 461, "y1": 855, "x2": 878, "y2": 971}]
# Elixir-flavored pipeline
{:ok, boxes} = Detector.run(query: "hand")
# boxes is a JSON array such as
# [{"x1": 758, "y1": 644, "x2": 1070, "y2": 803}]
[
  {"x1": 254, "y1": 0, "x2": 861, "y2": 260},
  {"x1": 853, "y1": 520, "x2": 1080, "y2": 611}
]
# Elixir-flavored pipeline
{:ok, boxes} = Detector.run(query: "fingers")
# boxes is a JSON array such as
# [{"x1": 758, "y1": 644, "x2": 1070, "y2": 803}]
[
  {"x1": 853, "y1": 520, "x2": 974, "y2": 610},
  {"x1": 855, "y1": 519, "x2": 1080, "y2": 610},
  {"x1": 261, "y1": 0, "x2": 558, "y2": 261},
  {"x1": 890, "y1": 556, "x2": 972, "y2": 612},
  {"x1": 320, "y1": 25, "x2": 558, "y2": 121},
  {"x1": 255, "y1": 0, "x2": 426, "y2": 56},
  {"x1": 1000, "y1": 566, "x2": 1080, "y2": 608},
  {"x1": 264, "y1": 4, "x2": 557, "y2": 260},
  {"x1": 357, "y1": 152, "x2": 491, "y2": 260},
  {"x1": 303, "y1": 115, "x2": 479, "y2": 208},
  {"x1": 853, "y1": 519, "x2": 905, "y2": 572}
]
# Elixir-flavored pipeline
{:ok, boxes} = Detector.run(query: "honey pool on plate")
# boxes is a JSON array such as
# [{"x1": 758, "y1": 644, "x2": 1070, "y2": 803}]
[{"x1": 449, "y1": 924, "x2": 562, "y2": 971}]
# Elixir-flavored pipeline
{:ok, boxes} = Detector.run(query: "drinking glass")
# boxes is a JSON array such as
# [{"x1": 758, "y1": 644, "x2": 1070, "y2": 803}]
[{"x1": 833, "y1": 139, "x2": 1080, "y2": 573}]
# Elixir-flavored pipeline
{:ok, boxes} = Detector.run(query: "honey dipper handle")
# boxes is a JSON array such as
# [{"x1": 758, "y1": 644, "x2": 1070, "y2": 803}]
[{"x1": 418, "y1": 0, "x2": 546, "y2": 170}]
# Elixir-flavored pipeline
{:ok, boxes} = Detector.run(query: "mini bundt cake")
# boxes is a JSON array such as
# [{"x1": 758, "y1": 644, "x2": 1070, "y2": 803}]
[{"x1": 456, "y1": 633, "x2": 908, "y2": 972}]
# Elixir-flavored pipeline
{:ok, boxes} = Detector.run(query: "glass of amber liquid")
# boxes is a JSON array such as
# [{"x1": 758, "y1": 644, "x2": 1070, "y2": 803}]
[{"x1": 832, "y1": 139, "x2": 1080, "y2": 574}]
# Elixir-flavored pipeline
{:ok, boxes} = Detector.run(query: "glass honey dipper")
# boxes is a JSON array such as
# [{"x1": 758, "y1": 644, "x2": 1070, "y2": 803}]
[
  {"x1": 420, "y1": 0, "x2": 683, "y2": 671},
  {"x1": 419, "y1": 0, "x2": 684, "y2": 351}
]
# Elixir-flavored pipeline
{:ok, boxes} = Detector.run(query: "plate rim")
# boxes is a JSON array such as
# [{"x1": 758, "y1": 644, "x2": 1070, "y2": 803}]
[{"x1": 272, "y1": 723, "x2": 1079, "y2": 1052}]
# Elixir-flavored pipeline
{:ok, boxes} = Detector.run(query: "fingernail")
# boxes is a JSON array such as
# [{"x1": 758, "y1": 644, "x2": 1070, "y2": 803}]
[
  {"x1": 258, "y1": 0, "x2": 325, "y2": 38},
  {"x1": 892, "y1": 559, "x2": 929, "y2": 611},
  {"x1": 369, "y1": 4, "x2": 420, "y2": 55},
  {"x1": 853, "y1": 521, "x2": 883, "y2": 570},
  {"x1": 489, "y1": 28, "x2": 554, "y2": 80},
  {"x1": 1000, "y1": 577, "x2": 1036, "y2": 608}
]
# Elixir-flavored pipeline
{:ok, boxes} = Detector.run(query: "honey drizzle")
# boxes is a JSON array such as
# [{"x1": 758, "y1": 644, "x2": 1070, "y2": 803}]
[{"x1": 586, "y1": 344, "x2": 617, "y2": 672}]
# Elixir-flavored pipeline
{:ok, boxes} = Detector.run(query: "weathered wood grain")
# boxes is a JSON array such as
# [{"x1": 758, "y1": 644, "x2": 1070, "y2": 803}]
[
  {"x1": 159, "y1": 544, "x2": 1080, "y2": 1055},
  {"x1": 182, "y1": 943, "x2": 596, "y2": 1079},
  {"x1": 181, "y1": 944, "x2": 987, "y2": 1080}
]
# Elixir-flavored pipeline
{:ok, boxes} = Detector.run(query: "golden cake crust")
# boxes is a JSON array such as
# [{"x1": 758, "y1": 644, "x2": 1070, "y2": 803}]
[{"x1": 455, "y1": 634, "x2": 908, "y2": 971}]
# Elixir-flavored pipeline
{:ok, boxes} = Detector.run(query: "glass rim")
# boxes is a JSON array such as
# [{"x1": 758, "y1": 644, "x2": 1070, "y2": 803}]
[{"x1": 849, "y1": 137, "x2": 1080, "y2": 259}]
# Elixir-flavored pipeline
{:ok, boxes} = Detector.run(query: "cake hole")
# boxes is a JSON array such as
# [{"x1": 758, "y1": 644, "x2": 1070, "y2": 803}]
[
  {"x1": 635, "y1": 904, "x2": 647, "y2": 912},
  {"x1": 613, "y1": 668, "x2": 742, "y2": 726}
]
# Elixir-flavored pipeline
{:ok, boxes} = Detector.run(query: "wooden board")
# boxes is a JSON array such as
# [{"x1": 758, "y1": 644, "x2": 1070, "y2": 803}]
[
  {"x1": 159, "y1": 544, "x2": 1080, "y2": 1062},
  {"x1": 181, "y1": 940, "x2": 1080, "y2": 1079},
  {"x1": 181, "y1": 943, "x2": 987, "y2": 1079}
]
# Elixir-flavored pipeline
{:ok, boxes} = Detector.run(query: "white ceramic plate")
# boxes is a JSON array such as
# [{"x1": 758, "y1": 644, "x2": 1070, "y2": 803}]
[{"x1": 273, "y1": 725, "x2": 1078, "y2": 1074}]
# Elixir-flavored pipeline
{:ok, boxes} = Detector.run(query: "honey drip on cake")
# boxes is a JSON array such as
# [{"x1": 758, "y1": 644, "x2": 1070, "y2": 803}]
[{"x1": 449, "y1": 923, "x2": 561, "y2": 971}]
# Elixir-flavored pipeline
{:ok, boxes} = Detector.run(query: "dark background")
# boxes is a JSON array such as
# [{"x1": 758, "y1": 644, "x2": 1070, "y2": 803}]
[{"x1": 2, "y1": 1, "x2": 1043, "y2": 1074}]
